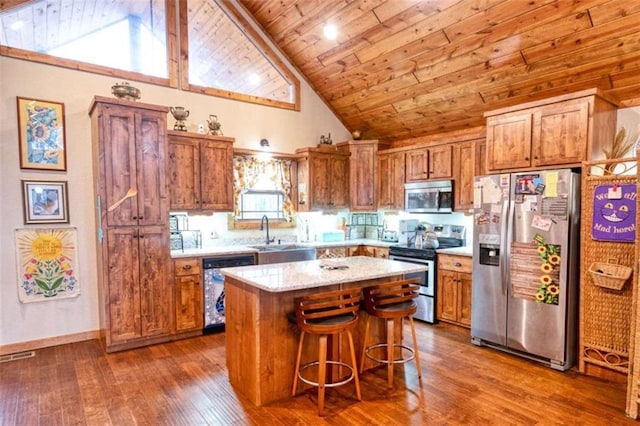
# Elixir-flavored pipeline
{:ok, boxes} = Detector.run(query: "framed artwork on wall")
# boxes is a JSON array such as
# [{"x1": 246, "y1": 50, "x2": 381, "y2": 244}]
[
  {"x1": 17, "y1": 96, "x2": 67, "y2": 171},
  {"x1": 22, "y1": 180, "x2": 69, "y2": 224}
]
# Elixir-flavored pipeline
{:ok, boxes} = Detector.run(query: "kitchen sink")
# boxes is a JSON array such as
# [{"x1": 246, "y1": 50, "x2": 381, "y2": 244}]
[{"x1": 249, "y1": 244, "x2": 316, "y2": 264}]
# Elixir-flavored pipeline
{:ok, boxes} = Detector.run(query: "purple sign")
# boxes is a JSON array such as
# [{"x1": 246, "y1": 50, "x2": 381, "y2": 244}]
[{"x1": 592, "y1": 184, "x2": 636, "y2": 242}]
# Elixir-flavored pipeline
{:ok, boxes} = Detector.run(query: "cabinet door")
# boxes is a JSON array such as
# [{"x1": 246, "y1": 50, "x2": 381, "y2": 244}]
[
  {"x1": 136, "y1": 111, "x2": 168, "y2": 226},
  {"x1": 475, "y1": 139, "x2": 487, "y2": 177},
  {"x1": 349, "y1": 144, "x2": 376, "y2": 210},
  {"x1": 200, "y1": 141, "x2": 234, "y2": 211},
  {"x1": 406, "y1": 149, "x2": 428, "y2": 182},
  {"x1": 105, "y1": 228, "x2": 141, "y2": 343},
  {"x1": 374, "y1": 247, "x2": 389, "y2": 259},
  {"x1": 175, "y1": 274, "x2": 203, "y2": 331},
  {"x1": 360, "y1": 246, "x2": 375, "y2": 257},
  {"x1": 168, "y1": 137, "x2": 200, "y2": 210},
  {"x1": 330, "y1": 155, "x2": 349, "y2": 208},
  {"x1": 437, "y1": 270, "x2": 458, "y2": 322},
  {"x1": 138, "y1": 226, "x2": 173, "y2": 337},
  {"x1": 428, "y1": 145, "x2": 452, "y2": 178},
  {"x1": 310, "y1": 154, "x2": 332, "y2": 208},
  {"x1": 454, "y1": 141, "x2": 475, "y2": 211},
  {"x1": 486, "y1": 113, "x2": 532, "y2": 171},
  {"x1": 378, "y1": 151, "x2": 405, "y2": 209},
  {"x1": 101, "y1": 106, "x2": 139, "y2": 227},
  {"x1": 458, "y1": 272, "x2": 473, "y2": 326},
  {"x1": 532, "y1": 101, "x2": 589, "y2": 167}
]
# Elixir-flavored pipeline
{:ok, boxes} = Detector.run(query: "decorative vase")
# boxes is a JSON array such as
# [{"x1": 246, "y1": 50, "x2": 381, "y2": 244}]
[{"x1": 170, "y1": 106, "x2": 189, "y2": 131}]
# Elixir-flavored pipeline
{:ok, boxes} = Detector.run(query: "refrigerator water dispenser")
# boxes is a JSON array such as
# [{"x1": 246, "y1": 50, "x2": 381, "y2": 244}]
[{"x1": 479, "y1": 244, "x2": 500, "y2": 266}]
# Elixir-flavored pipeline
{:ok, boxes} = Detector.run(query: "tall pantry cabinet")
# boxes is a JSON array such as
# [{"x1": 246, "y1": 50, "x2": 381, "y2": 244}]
[{"x1": 89, "y1": 97, "x2": 173, "y2": 352}]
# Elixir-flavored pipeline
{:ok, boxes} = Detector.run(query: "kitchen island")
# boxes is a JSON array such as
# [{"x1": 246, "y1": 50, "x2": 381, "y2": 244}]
[{"x1": 221, "y1": 256, "x2": 427, "y2": 406}]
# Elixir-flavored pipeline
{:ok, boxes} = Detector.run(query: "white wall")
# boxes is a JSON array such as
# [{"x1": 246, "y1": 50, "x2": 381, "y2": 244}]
[{"x1": 0, "y1": 56, "x2": 349, "y2": 349}]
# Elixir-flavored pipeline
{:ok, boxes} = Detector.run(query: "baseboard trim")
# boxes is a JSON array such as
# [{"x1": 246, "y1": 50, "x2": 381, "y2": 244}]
[{"x1": 0, "y1": 330, "x2": 101, "y2": 356}]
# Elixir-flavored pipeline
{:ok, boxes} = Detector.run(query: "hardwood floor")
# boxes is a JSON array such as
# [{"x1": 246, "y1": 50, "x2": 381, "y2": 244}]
[{"x1": 0, "y1": 322, "x2": 634, "y2": 425}]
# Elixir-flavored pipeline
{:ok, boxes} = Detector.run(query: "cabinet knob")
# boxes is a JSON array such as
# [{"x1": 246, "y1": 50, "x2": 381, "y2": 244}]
[
  {"x1": 133, "y1": 216, "x2": 138, "y2": 220},
  {"x1": 183, "y1": 264, "x2": 192, "y2": 270},
  {"x1": 524, "y1": 157, "x2": 529, "y2": 161},
  {"x1": 454, "y1": 262, "x2": 462, "y2": 267}
]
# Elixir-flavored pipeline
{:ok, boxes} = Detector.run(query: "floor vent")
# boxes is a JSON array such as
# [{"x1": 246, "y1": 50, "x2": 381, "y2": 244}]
[{"x1": 0, "y1": 351, "x2": 35, "y2": 363}]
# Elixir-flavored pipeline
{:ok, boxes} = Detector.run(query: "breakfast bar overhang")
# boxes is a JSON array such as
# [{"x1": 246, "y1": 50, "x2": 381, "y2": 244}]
[{"x1": 221, "y1": 256, "x2": 427, "y2": 406}]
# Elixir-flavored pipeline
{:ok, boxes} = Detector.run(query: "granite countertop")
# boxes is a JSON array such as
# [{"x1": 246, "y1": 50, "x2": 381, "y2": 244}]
[
  {"x1": 436, "y1": 246, "x2": 473, "y2": 257},
  {"x1": 170, "y1": 238, "x2": 397, "y2": 259},
  {"x1": 220, "y1": 256, "x2": 427, "y2": 293}
]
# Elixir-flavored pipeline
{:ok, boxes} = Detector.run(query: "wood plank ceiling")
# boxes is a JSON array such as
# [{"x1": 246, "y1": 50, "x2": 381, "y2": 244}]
[{"x1": 239, "y1": 0, "x2": 640, "y2": 142}]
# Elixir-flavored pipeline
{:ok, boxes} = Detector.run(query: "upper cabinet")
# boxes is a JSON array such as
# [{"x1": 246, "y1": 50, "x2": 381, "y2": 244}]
[
  {"x1": 377, "y1": 150, "x2": 405, "y2": 210},
  {"x1": 296, "y1": 147, "x2": 350, "y2": 211},
  {"x1": 485, "y1": 89, "x2": 618, "y2": 172},
  {"x1": 453, "y1": 140, "x2": 476, "y2": 212},
  {"x1": 338, "y1": 140, "x2": 389, "y2": 211},
  {"x1": 406, "y1": 145, "x2": 453, "y2": 182},
  {"x1": 168, "y1": 131, "x2": 234, "y2": 211},
  {"x1": 92, "y1": 98, "x2": 169, "y2": 227}
]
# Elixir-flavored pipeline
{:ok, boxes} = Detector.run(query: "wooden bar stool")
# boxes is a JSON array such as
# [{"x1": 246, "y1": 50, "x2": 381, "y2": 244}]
[
  {"x1": 359, "y1": 278, "x2": 422, "y2": 389},
  {"x1": 291, "y1": 287, "x2": 362, "y2": 415}
]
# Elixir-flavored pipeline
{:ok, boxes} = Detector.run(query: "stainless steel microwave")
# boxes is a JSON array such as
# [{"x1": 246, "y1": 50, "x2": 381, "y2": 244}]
[{"x1": 404, "y1": 180, "x2": 453, "y2": 213}]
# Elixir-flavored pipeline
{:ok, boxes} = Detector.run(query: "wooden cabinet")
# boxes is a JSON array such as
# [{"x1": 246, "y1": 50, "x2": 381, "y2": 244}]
[
  {"x1": 168, "y1": 131, "x2": 234, "y2": 211},
  {"x1": 485, "y1": 89, "x2": 617, "y2": 172},
  {"x1": 406, "y1": 145, "x2": 452, "y2": 182},
  {"x1": 373, "y1": 247, "x2": 389, "y2": 259},
  {"x1": 90, "y1": 97, "x2": 173, "y2": 352},
  {"x1": 356, "y1": 246, "x2": 389, "y2": 258},
  {"x1": 174, "y1": 258, "x2": 203, "y2": 333},
  {"x1": 377, "y1": 150, "x2": 405, "y2": 210},
  {"x1": 453, "y1": 139, "x2": 485, "y2": 212},
  {"x1": 437, "y1": 254, "x2": 472, "y2": 328},
  {"x1": 296, "y1": 147, "x2": 349, "y2": 211},
  {"x1": 338, "y1": 140, "x2": 387, "y2": 211}
]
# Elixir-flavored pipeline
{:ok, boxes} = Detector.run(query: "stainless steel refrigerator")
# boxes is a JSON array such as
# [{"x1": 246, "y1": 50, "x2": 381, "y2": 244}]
[{"x1": 471, "y1": 169, "x2": 580, "y2": 371}]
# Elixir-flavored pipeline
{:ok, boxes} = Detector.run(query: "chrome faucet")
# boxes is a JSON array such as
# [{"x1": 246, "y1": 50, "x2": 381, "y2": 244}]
[{"x1": 260, "y1": 215, "x2": 274, "y2": 245}]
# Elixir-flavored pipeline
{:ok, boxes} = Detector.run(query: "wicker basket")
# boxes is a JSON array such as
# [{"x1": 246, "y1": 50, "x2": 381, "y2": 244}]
[{"x1": 589, "y1": 260, "x2": 633, "y2": 291}]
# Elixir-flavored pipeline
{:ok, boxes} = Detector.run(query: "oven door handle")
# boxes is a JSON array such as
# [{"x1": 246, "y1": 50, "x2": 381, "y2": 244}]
[{"x1": 389, "y1": 255, "x2": 432, "y2": 264}]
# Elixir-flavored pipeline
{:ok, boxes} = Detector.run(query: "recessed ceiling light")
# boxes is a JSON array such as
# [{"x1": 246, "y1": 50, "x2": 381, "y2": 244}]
[{"x1": 323, "y1": 24, "x2": 337, "y2": 40}]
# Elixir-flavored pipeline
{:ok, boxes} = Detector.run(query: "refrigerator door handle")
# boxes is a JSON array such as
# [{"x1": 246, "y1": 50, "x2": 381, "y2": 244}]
[{"x1": 500, "y1": 195, "x2": 513, "y2": 295}]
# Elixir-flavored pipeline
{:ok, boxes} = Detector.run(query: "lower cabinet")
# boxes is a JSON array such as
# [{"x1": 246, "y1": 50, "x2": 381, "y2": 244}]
[
  {"x1": 174, "y1": 257, "x2": 203, "y2": 333},
  {"x1": 437, "y1": 254, "x2": 472, "y2": 327},
  {"x1": 104, "y1": 227, "x2": 173, "y2": 351}
]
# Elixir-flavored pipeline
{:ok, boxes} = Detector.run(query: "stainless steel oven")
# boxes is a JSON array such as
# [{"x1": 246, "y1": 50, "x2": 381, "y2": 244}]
[{"x1": 388, "y1": 252, "x2": 436, "y2": 324}]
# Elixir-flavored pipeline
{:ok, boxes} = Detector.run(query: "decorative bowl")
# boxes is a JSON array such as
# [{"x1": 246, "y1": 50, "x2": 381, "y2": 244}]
[{"x1": 111, "y1": 82, "x2": 141, "y2": 101}]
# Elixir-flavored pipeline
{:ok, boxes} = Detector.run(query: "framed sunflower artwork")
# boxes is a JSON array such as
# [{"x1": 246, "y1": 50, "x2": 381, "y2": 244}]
[{"x1": 17, "y1": 97, "x2": 67, "y2": 171}]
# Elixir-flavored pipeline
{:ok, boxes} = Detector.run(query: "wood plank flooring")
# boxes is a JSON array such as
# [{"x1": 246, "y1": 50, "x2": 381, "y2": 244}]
[{"x1": 0, "y1": 322, "x2": 635, "y2": 425}]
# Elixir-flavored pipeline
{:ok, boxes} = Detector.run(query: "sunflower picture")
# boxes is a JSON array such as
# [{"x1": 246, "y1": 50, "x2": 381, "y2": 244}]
[{"x1": 17, "y1": 97, "x2": 67, "y2": 171}]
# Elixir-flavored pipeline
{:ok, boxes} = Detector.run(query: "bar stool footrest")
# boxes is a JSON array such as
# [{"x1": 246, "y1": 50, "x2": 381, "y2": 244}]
[
  {"x1": 365, "y1": 343, "x2": 416, "y2": 365},
  {"x1": 298, "y1": 360, "x2": 356, "y2": 388}
]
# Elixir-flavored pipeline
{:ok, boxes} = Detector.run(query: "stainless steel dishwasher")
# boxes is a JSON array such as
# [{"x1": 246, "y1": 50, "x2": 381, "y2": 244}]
[{"x1": 203, "y1": 254, "x2": 255, "y2": 333}]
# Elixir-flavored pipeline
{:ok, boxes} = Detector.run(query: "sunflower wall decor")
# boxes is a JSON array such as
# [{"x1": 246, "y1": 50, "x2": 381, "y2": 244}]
[
  {"x1": 17, "y1": 97, "x2": 67, "y2": 171},
  {"x1": 15, "y1": 228, "x2": 79, "y2": 303}
]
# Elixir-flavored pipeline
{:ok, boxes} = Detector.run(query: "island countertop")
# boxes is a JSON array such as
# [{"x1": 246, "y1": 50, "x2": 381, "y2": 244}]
[{"x1": 220, "y1": 256, "x2": 427, "y2": 292}]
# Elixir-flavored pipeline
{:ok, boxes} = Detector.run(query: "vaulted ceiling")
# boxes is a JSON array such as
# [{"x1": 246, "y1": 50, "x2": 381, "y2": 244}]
[{"x1": 240, "y1": 0, "x2": 640, "y2": 142}]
